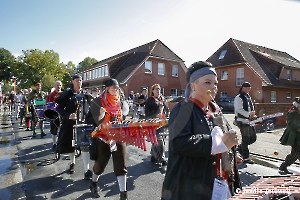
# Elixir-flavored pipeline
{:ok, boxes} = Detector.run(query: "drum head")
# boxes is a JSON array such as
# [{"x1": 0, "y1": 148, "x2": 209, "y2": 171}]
[{"x1": 44, "y1": 109, "x2": 59, "y2": 120}]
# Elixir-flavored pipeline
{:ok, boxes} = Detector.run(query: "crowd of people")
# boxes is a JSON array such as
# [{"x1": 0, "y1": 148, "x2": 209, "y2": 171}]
[{"x1": 1, "y1": 60, "x2": 299, "y2": 199}]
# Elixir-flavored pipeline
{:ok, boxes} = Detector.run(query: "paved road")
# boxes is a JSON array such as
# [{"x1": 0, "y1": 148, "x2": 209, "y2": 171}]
[{"x1": 0, "y1": 108, "x2": 299, "y2": 200}]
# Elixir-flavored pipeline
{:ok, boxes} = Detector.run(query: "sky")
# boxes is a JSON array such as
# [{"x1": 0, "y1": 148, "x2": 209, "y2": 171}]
[{"x1": 1, "y1": 0, "x2": 300, "y2": 68}]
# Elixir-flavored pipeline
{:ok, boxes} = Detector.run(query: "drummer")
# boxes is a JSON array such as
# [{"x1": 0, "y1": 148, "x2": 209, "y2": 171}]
[
  {"x1": 46, "y1": 80, "x2": 63, "y2": 150},
  {"x1": 55, "y1": 75, "x2": 93, "y2": 178},
  {"x1": 28, "y1": 82, "x2": 47, "y2": 137}
]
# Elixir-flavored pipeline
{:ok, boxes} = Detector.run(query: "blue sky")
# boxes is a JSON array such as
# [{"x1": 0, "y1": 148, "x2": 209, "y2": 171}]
[{"x1": 1, "y1": 0, "x2": 300, "y2": 68}]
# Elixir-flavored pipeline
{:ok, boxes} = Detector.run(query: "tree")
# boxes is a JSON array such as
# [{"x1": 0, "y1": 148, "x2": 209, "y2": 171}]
[
  {"x1": 76, "y1": 57, "x2": 98, "y2": 72},
  {"x1": 0, "y1": 48, "x2": 15, "y2": 82},
  {"x1": 61, "y1": 61, "x2": 76, "y2": 89},
  {"x1": 12, "y1": 49, "x2": 64, "y2": 89},
  {"x1": 41, "y1": 73, "x2": 57, "y2": 93}
]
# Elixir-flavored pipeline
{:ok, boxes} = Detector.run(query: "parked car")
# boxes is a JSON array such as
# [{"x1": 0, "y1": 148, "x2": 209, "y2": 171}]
[
  {"x1": 216, "y1": 97, "x2": 234, "y2": 112},
  {"x1": 165, "y1": 96, "x2": 184, "y2": 111}
]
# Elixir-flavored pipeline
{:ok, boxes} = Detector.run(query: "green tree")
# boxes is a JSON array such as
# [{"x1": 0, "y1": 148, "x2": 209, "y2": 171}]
[
  {"x1": 41, "y1": 73, "x2": 57, "y2": 93},
  {"x1": 0, "y1": 48, "x2": 15, "y2": 82},
  {"x1": 12, "y1": 49, "x2": 64, "y2": 89},
  {"x1": 77, "y1": 57, "x2": 98, "y2": 72},
  {"x1": 60, "y1": 61, "x2": 76, "y2": 89}
]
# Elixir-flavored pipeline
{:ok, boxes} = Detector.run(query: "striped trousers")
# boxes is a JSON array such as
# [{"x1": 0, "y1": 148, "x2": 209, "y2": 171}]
[{"x1": 281, "y1": 145, "x2": 300, "y2": 167}]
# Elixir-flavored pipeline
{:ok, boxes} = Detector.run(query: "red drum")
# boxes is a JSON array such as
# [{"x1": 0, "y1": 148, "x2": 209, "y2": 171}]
[
  {"x1": 73, "y1": 124, "x2": 94, "y2": 146},
  {"x1": 44, "y1": 102, "x2": 59, "y2": 120}
]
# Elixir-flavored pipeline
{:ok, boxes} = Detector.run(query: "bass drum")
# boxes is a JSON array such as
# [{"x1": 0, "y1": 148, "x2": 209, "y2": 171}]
[{"x1": 44, "y1": 102, "x2": 59, "y2": 120}]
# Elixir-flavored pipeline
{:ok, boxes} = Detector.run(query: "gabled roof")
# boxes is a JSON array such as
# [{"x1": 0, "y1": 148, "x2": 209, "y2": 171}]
[
  {"x1": 207, "y1": 38, "x2": 300, "y2": 88},
  {"x1": 86, "y1": 39, "x2": 184, "y2": 84}
]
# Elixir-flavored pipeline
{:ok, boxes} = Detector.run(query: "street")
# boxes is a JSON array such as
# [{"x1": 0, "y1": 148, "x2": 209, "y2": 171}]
[{"x1": 0, "y1": 107, "x2": 299, "y2": 200}]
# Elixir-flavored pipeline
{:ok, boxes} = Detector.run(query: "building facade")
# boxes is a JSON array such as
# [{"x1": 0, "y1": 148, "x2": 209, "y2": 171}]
[
  {"x1": 79, "y1": 39, "x2": 187, "y2": 99},
  {"x1": 207, "y1": 38, "x2": 300, "y2": 103}
]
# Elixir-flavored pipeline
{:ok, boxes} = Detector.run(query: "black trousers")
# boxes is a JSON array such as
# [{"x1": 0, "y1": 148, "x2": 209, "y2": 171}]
[
  {"x1": 50, "y1": 117, "x2": 60, "y2": 135},
  {"x1": 281, "y1": 145, "x2": 300, "y2": 168},
  {"x1": 93, "y1": 140, "x2": 128, "y2": 176},
  {"x1": 239, "y1": 124, "x2": 256, "y2": 159}
]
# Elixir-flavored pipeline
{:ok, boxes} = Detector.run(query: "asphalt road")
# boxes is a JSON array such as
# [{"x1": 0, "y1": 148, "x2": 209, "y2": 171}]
[{"x1": 0, "y1": 108, "x2": 299, "y2": 200}]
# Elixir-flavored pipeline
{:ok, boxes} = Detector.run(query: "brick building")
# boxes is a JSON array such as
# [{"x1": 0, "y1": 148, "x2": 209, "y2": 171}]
[
  {"x1": 207, "y1": 38, "x2": 300, "y2": 104},
  {"x1": 78, "y1": 39, "x2": 187, "y2": 99}
]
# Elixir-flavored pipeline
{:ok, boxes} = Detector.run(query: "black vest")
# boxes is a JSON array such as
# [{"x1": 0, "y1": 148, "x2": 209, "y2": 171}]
[{"x1": 237, "y1": 92, "x2": 254, "y2": 119}]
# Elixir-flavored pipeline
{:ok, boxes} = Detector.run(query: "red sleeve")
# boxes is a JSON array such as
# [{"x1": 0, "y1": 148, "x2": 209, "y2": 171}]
[{"x1": 47, "y1": 92, "x2": 54, "y2": 102}]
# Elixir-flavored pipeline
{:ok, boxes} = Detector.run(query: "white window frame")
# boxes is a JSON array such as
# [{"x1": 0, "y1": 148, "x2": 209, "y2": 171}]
[
  {"x1": 236, "y1": 68, "x2": 244, "y2": 86},
  {"x1": 145, "y1": 61, "x2": 152, "y2": 74},
  {"x1": 172, "y1": 65, "x2": 178, "y2": 77},
  {"x1": 221, "y1": 70, "x2": 228, "y2": 80},
  {"x1": 161, "y1": 88, "x2": 165, "y2": 96},
  {"x1": 158, "y1": 63, "x2": 165, "y2": 75},
  {"x1": 101, "y1": 67, "x2": 104, "y2": 77},
  {"x1": 92, "y1": 69, "x2": 96, "y2": 79},
  {"x1": 220, "y1": 91, "x2": 227, "y2": 97},
  {"x1": 171, "y1": 88, "x2": 177, "y2": 96},
  {"x1": 271, "y1": 91, "x2": 277, "y2": 103},
  {"x1": 180, "y1": 89, "x2": 185, "y2": 96},
  {"x1": 105, "y1": 66, "x2": 109, "y2": 76},
  {"x1": 286, "y1": 92, "x2": 291, "y2": 99},
  {"x1": 287, "y1": 69, "x2": 291, "y2": 80}
]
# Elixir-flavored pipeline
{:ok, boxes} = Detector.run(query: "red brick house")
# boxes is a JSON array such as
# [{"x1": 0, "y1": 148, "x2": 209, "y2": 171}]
[
  {"x1": 207, "y1": 38, "x2": 300, "y2": 104},
  {"x1": 79, "y1": 39, "x2": 187, "y2": 99}
]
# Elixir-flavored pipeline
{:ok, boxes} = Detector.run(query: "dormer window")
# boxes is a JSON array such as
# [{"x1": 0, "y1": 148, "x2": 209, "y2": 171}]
[{"x1": 219, "y1": 50, "x2": 227, "y2": 60}]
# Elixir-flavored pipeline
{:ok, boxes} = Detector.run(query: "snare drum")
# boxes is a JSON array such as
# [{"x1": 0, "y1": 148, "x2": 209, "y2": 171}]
[
  {"x1": 35, "y1": 107, "x2": 45, "y2": 119},
  {"x1": 73, "y1": 124, "x2": 94, "y2": 146},
  {"x1": 44, "y1": 102, "x2": 59, "y2": 120}
]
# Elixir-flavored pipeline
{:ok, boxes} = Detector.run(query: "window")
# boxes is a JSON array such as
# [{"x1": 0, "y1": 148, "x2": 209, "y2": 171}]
[
  {"x1": 105, "y1": 66, "x2": 109, "y2": 76},
  {"x1": 220, "y1": 91, "x2": 227, "y2": 97},
  {"x1": 96, "y1": 68, "x2": 100, "y2": 78},
  {"x1": 145, "y1": 61, "x2": 152, "y2": 74},
  {"x1": 171, "y1": 88, "x2": 177, "y2": 96},
  {"x1": 287, "y1": 70, "x2": 291, "y2": 80},
  {"x1": 158, "y1": 63, "x2": 165, "y2": 75},
  {"x1": 161, "y1": 88, "x2": 165, "y2": 96},
  {"x1": 180, "y1": 89, "x2": 185, "y2": 96},
  {"x1": 236, "y1": 68, "x2": 244, "y2": 86},
  {"x1": 219, "y1": 50, "x2": 227, "y2": 60},
  {"x1": 92, "y1": 69, "x2": 96, "y2": 79},
  {"x1": 271, "y1": 91, "x2": 276, "y2": 102},
  {"x1": 287, "y1": 92, "x2": 291, "y2": 99},
  {"x1": 82, "y1": 73, "x2": 86, "y2": 81},
  {"x1": 172, "y1": 65, "x2": 178, "y2": 77},
  {"x1": 100, "y1": 67, "x2": 103, "y2": 77},
  {"x1": 88, "y1": 71, "x2": 92, "y2": 80},
  {"x1": 221, "y1": 70, "x2": 228, "y2": 80}
]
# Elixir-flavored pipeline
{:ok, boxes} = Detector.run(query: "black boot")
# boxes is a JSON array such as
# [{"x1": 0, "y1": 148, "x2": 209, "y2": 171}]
[
  {"x1": 90, "y1": 181, "x2": 100, "y2": 198},
  {"x1": 120, "y1": 191, "x2": 128, "y2": 200},
  {"x1": 279, "y1": 165, "x2": 293, "y2": 174}
]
